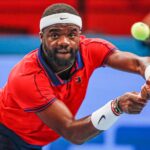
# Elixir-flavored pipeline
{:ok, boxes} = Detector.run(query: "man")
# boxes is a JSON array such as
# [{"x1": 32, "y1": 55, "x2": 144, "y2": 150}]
[{"x1": 0, "y1": 3, "x2": 150, "y2": 150}]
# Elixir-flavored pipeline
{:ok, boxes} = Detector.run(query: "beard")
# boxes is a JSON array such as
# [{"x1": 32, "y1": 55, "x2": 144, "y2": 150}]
[{"x1": 43, "y1": 45, "x2": 78, "y2": 67}]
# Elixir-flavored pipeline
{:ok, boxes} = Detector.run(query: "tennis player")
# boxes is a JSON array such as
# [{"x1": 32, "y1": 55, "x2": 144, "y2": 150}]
[{"x1": 0, "y1": 3, "x2": 150, "y2": 150}]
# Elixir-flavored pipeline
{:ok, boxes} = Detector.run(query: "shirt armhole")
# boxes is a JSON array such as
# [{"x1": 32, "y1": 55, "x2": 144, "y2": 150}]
[
  {"x1": 101, "y1": 48, "x2": 117, "y2": 67},
  {"x1": 24, "y1": 98, "x2": 57, "y2": 112}
]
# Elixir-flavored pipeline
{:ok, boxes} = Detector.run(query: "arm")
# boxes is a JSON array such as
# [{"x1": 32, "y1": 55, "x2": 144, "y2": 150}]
[
  {"x1": 107, "y1": 50, "x2": 150, "y2": 100},
  {"x1": 106, "y1": 50, "x2": 150, "y2": 77},
  {"x1": 36, "y1": 100, "x2": 100, "y2": 144},
  {"x1": 36, "y1": 93, "x2": 147, "y2": 144}
]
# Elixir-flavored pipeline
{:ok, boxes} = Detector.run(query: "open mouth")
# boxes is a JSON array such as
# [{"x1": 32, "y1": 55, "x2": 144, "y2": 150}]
[
  {"x1": 56, "y1": 49, "x2": 71, "y2": 58},
  {"x1": 56, "y1": 52, "x2": 71, "y2": 59},
  {"x1": 57, "y1": 49, "x2": 70, "y2": 53}
]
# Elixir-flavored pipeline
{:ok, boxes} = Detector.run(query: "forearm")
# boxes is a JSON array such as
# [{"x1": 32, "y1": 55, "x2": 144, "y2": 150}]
[
  {"x1": 107, "y1": 50, "x2": 150, "y2": 77},
  {"x1": 65, "y1": 91, "x2": 148, "y2": 144},
  {"x1": 37, "y1": 100, "x2": 120, "y2": 144},
  {"x1": 36, "y1": 100, "x2": 101, "y2": 144},
  {"x1": 60, "y1": 116, "x2": 101, "y2": 144},
  {"x1": 57, "y1": 100, "x2": 121, "y2": 144}
]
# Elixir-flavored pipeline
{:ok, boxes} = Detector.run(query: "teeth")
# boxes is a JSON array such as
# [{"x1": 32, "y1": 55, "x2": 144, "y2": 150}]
[{"x1": 57, "y1": 49, "x2": 69, "y2": 53}]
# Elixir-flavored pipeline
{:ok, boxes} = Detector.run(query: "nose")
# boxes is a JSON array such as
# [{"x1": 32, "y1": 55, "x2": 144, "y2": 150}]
[{"x1": 57, "y1": 35, "x2": 70, "y2": 47}]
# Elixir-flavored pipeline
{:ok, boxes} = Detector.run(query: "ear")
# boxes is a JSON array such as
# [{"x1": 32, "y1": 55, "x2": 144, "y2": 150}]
[{"x1": 39, "y1": 31, "x2": 43, "y2": 43}]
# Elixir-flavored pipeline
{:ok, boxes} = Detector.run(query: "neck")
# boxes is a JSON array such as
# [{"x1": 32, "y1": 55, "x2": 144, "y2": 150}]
[{"x1": 56, "y1": 63, "x2": 74, "y2": 75}]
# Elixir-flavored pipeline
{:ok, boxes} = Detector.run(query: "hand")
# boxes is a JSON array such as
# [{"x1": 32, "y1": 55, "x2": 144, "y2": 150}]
[
  {"x1": 117, "y1": 92, "x2": 147, "y2": 114},
  {"x1": 140, "y1": 83, "x2": 150, "y2": 99}
]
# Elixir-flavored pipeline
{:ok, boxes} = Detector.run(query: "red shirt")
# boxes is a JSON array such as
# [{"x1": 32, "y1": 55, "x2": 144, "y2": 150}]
[{"x1": 0, "y1": 36, "x2": 117, "y2": 146}]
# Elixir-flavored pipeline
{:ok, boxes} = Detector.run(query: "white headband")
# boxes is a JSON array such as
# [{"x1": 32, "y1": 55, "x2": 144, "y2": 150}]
[{"x1": 40, "y1": 13, "x2": 82, "y2": 30}]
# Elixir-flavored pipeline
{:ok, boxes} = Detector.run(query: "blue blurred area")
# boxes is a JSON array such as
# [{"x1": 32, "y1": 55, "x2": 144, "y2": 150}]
[
  {"x1": 0, "y1": 35, "x2": 40, "y2": 54},
  {"x1": 0, "y1": 34, "x2": 150, "y2": 56},
  {"x1": 116, "y1": 126, "x2": 150, "y2": 150},
  {"x1": 0, "y1": 35, "x2": 150, "y2": 150}
]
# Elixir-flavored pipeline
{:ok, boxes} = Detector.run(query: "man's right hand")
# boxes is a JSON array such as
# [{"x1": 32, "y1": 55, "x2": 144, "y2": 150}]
[{"x1": 117, "y1": 92, "x2": 147, "y2": 114}]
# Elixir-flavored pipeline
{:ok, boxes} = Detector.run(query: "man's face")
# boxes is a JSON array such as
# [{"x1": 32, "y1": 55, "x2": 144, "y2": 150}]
[{"x1": 40, "y1": 24, "x2": 81, "y2": 67}]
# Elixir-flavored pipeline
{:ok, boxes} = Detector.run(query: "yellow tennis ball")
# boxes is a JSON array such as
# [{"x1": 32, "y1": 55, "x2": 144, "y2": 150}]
[{"x1": 131, "y1": 22, "x2": 150, "y2": 41}]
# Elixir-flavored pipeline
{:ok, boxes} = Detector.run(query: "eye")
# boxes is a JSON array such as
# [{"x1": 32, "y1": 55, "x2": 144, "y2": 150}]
[
  {"x1": 68, "y1": 33, "x2": 76, "y2": 39},
  {"x1": 50, "y1": 33, "x2": 59, "y2": 39}
]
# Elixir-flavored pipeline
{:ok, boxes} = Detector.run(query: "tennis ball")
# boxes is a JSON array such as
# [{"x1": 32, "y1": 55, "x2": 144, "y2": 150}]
[{"x1": 131, "y1": 22, "x2": 150, "y2": 41}]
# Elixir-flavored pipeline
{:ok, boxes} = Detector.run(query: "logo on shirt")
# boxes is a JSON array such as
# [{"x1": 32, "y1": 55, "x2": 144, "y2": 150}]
[
  {"x1": 75, "y1": 76, "x2": 81, "y2": 83},
  {"x1": 98, "y1": 115, "x2": 106, "y2": 124}
]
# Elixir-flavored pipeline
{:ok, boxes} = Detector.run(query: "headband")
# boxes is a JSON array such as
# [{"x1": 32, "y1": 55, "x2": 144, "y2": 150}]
[{"x1": 40, "y1": 13, "x2": 82, "y2": 30}]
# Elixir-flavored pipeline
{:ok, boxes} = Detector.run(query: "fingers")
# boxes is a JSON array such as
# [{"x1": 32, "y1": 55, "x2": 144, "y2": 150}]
[
  {"x1": 122, "y1": 99, "x2": 146, "y2": 114},
  {"x1": 146, "y1": 79, "x2": 150, "y2": 85},
  {"x1": 130, "y1": 93, "x2": 148, "y2": 113},
  {"x1": 140, "y1": 84, "x2": 150, "y2": 99},
  {"x1": 131, "y1": 95, "x2": 147, "y2": 105},
  {"x1": 118, "y1": 92, "x2": 147, "y2": 114},
  {"x1": 117, "y1": 80, "x2": 150, "y2": 115},
  {"x1": 128, "y1": 92, "x2": 147, "y2": 104}
]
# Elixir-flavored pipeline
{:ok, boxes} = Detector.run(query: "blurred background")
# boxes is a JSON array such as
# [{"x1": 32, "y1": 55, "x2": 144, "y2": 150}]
[{"x1": 0, "y1": 0, "x2": 150, "y2": 150}]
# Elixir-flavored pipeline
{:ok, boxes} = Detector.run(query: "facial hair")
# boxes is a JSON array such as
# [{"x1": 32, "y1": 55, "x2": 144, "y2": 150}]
[{"x1": 43, "y1": 44, "x2": 78, "y2": 67}]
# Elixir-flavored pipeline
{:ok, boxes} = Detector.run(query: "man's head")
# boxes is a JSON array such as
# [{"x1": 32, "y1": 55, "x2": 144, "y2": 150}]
[{"x1": 39, "y1": 3, "x2": 82, "y2": 68}]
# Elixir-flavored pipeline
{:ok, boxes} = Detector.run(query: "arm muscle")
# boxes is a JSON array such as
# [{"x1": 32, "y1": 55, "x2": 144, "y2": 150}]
[{"x1": 107, "y1": 50, "x2": 148, "y2": 76}]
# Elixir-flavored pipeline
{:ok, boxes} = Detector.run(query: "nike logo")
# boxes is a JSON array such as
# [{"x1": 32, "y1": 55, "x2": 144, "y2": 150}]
[
  {"x1": 60, "y1": 17, "x2": 68, "y2": 20},
  {"x1": 98, "y1": 115, "x2": 106, "y2": 124}
]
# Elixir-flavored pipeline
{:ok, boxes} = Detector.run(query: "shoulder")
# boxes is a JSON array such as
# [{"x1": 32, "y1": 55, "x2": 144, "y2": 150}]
[
  {"x1": 8, "y1": 62, "x2": 55, "y2": 111},
  {"x1": 78, "y1": 36, "x2": 117, "y2": 68},
  {"x1": 8, "y1": 49, "x2": 47, "y2": 91},
  {"x1": 79, "y1": 35, "x2": 117, "y2": 50},
  {"x1": 11, "y1": 49, "x2": 41, "y2": 77}
]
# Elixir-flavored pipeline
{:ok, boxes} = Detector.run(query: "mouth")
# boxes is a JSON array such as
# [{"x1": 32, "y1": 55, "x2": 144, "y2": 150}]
[
  {"x1": 56, "y1": 52, "x2": 71, "y2": 59},
  {"x1": 57, "y1": 49, "x2": 70, "y2": 53},
  {"x1": 55, "y1": 49, "x2": 72, "y2": 58}
]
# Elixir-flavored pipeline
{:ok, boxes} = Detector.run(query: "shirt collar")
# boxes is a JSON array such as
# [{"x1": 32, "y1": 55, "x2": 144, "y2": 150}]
[{"x1": 37, "y1": 45, "x2": 83, "y2": 86}]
